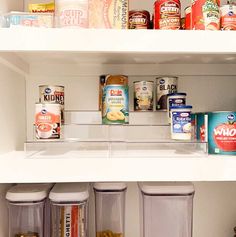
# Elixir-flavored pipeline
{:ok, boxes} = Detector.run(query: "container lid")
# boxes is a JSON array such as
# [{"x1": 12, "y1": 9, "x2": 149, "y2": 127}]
[
  {"x1": 49, "y1": 183, "x2": 89, "y2": 202},
  {"x1": 138, "y1": 182, "x2": 194, "y2": 195},
  {"x1": 170, "y1": 105, "x2": 192, "y2": 109},
  {"x1": 168, "y1": 93, "x2": 187, "y2": 96},
  {"x1": 93, "y1": 182, "x2": 127, "y2": 191},
  {"x1": 6, "y1": 183, "x2": 53, "y2": 202}
]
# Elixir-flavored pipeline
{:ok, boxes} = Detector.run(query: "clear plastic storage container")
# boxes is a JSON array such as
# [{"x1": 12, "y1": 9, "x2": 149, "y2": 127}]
[
  {"x1": 49, "y1": 183, "x2": 89, "y2": 237},
  {"x1": 94, "y1": 182, "x2": 127, "y2": 237},
  {"x1": 6, "y1": 183, "x2": 52, "y2": 237},
  {"x1": 139, "y1": 182, "x2": 195, "y2": 237}
]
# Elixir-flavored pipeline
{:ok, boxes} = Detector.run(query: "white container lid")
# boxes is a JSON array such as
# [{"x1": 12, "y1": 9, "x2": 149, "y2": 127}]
[
  {"x1": 49, "y1": 183, "x2": 89, "y2": 202},
  {"x1": 139, "y1": 182, "x2": 194, "y2": 195},
  {"x1": 93, "y1": 182, "x2": 127, "y2": 191},
  {"x1": 6, "y1": 183, "x2": 53, "y2": 202}
]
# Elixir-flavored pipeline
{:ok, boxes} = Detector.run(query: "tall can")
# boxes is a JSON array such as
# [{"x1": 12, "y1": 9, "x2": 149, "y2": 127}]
[{"x1": 156, "y1": 76, "x2": 178, "y2": 110}]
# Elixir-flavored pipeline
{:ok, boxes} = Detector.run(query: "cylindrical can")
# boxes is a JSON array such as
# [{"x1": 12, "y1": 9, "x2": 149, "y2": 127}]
[
  {"x1": 185, "y1": 6, "x2": 192, "y2": 29},
  {"x1": 196, "y1": 112, "x2": 208, "y2": 142},
  {"x1": 167, "y1": 92, "x2": 186, "y2": 123},
  {"x1": 154, "y1": 0, "x2": 181, "y2": 29},
  {"x1": 191, "y1": 113, "x2": 197, "y2": 140},
  {"x1": 35, "y1": 103, "x2": 61, "y2": 139},
  {"x1": 192, "y1": 0, "x2": 220, "y2": 30},
  {"x1": 134, "y1": 81, "x2": 154, "y2": 111},
  {"x1": 39, "y1": 85, "x2": 64, "y2": 123},
  {"x1": 180, "y1": 17, "x2": 185, "y2": 29},
  {"x1": 220, "y1": 5, "x2": 236, "y2": 30},
  {"x1": 208, "y1": 111, "x2": 236, "y2": 155},
  {"x1": 129, "y1": 10, "x2": 150, "y2": 29},
  {"x1": 156, "y1": 76, "x2": 178, "y2": 110},
  {"x1": 99, "y1": 75, "x2": 108, "y2": 111}
]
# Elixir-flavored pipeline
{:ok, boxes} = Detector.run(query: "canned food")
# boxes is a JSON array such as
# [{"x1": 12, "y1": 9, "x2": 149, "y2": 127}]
[
  {"x1": 39, "y1": 85, "x2": 64, "y2": 123},
  {"x1": 220, "y1": 5, "x2": 236, "y2": 30},
  {"x1": 35, "y1": 103, "x2": 61, "y2": 139},
  {"x1": 99, "y1": 75, "x2": 108, "y2": 111},
  {"x1": 196, "y1": 112, "x2": 208, "y2": 142},
  {"x1": 154, "y1": 0, "x2": 181, "y2": 29},
  {"x1": 191, "y1": 113, "x2": 197, "y2": 140},
  {"x1": 180, "y1": 17, "x2": 185, "y2": 29},
  {"x1": 134, "y1": 81, "x2": 154, "y2": 111},
  {"x1": 185, "y1": 6, "x2": 192, "y2": 29},
  {"x1": 129, "y1": 10, "x2": 150, "y2": 29},
  {"x1": 156, "y1": 76, "x2": 178, "y2": 110},
  {"x1": 208, "y1": 111, "x2": 236, "y2": 155}
]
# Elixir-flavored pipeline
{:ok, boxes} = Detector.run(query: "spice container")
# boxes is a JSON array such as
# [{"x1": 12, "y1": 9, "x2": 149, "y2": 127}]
[
  {"x1": 139, "y1": 182, "x2": 194, "y2": 237},
  {"x1": 49, "y1": 183, "x2": 89, "y2": 237},
  {"x1": 94, "y1": 183, "x2": 127, "y2": 237}
]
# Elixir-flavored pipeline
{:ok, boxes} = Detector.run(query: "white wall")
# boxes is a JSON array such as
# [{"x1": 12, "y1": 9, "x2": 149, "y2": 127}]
[{"x1": 0, "y1": 0, "x2": 23, "y2": 13}]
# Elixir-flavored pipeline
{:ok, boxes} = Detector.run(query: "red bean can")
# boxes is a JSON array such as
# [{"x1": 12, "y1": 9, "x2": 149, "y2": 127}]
[
  {"x1": 129, "y1": 10, "x2": 151, "y2": 29},
  {"x1": 154, "y1": 0, "x2": 181, "y2": 30},
  {"x1": 185, "y1": 6, "x2": 192, "y2": 29},
  {"x1": 220, "y1": 5, "x2": 236, "y2": 30}
]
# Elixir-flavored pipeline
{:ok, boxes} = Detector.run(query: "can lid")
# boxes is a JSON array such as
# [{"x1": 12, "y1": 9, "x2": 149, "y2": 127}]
[
  {"x1": 49, "y1": 183, "x2": 89, "y2": 202},
  {"x1": 93, "y1": 182, "x2": 127, "y2": 192},
  {"x1": 138, "y1": 182, "x2": 194, "y2": 195},
  {"x1": 6, "y1": 184, "x2": 53, "y2": 202},
  {"x1": 168, "y1": 92, "x2": 187, "y2": 96},
  {"x1": 170, "y1": 105, "x2": 192, "y2": 109}
]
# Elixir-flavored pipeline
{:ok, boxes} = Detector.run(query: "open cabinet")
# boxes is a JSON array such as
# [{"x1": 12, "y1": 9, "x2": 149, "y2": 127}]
[{"x1": 0, "y1": 0, "x2": 236, "y2": 237}]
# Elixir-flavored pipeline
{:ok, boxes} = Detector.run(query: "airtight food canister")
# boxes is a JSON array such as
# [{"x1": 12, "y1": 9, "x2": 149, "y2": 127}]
[{"x1": 170, "y1": 105, "x2": 192, "y2": 140}]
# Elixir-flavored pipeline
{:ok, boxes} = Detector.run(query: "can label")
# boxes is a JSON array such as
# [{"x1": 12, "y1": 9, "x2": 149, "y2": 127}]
[
  {"x1": 129, "y1": 11, "x2": 150, "y2": 29},
  {"x1": 35, "y1": 103, "x2": 61, "y2": 139},
  {"x1": 168, "y1": 97, "x2": 186, "y2": 119},
  {"x1": 191, "y1": 113, "x2": 197, "y2": 140},
  {"x1": 185, "y1": 6, "x2": 192, "y2": 29},
  {"x1": 156, "y1": 77, "x2": 178, "y2": 110},
  {"x1": 172, "y1": 111, "x2": 192, "y2": 134},
  {"x1": 220, "y1": 5, "x2": 236, "y2": 30},
  {"x1": 196, "y1": 113, "x2": 207, "y2": 142},
  {"x1": 102, "y1": 85, "x2": 129, "y2": 124},
  {"x1": 134, "y1": 81, "x2": 153, "y2": 111},
  {"x1": 208, "y1": 112, "x2": 236, "y2": 155}
]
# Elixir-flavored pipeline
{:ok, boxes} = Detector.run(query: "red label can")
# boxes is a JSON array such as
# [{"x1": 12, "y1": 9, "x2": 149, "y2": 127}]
[
  {"x1": 185, "y1": 6, "x2": 192, "y2": 29},
  {"x1": 154, "y1": 0, "x2": 181, "y2": 30},
  {"x1": 129, "y1": 10, "x2": 151, "y2": 29},
  {"x1": 220, "y1": 5, "x2": 236, "y2": 30}
]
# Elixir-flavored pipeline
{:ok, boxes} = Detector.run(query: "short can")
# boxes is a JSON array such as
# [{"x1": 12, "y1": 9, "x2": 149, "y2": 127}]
[
  {"x1": 170, "y1": 105, "x2": 193, "y2": 140},
  {"x1": 35, "y1": 103, "x2": 61, "y2": 139},
  {"x1": 129, "y1": 10, "x2": 150, "y2": 29},
  {"x1": 134, "y1": 81, "x2": 154, "y2": 111},
  {"x1": 191, "y1": 113, "x2": 197, "y2": 140},
  {"x1": 208, "y1": 111, "x2": 236, "y2": 155},
  {"x1": 196, "y1": 112, "x2": 208, "y2": 142},
  {"x1": 39, "y1": 85, "x2": 64, "y2": 123},
  {"x1": 185, "y1": 6, "x2": 192, "y2": 29},
  {"x1": 156, "y1": 76, "x2": 178, "y2": 110},
  {"x1": 167, "y1": 92, "x2": 186, "y2": 123},
  {"x1": 220, "y1": 5, "x2": 236, "y2": 30},
  {"x1": 154, "y1": 0, "x2": 181, "y2": 29}
]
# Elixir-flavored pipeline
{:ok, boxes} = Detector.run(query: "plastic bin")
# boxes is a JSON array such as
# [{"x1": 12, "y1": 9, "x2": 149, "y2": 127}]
[
  {"x1": 94, "y1": 182, "x2": 127, "y2": 237},
  {"x1": 49, "y1": 183, "x2": 89, "y2": 237},
  {"x1": 139, "y1": 182, "x2": 194, "y2": 237},
  {"x1": 6, "y1": 183, "x2": 52, "y2": 237}
]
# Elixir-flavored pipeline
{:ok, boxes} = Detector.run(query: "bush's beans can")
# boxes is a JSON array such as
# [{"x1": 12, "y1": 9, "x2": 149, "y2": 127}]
[
  {"x1": 185, "y1": 6, "x2": 192, "y2": 29},
  {"x1": 134, "y1": 81, "x2": 154, "y2": 111},
  {"x1": 129, "y1": 10, "x2": 150, "y2": 29},
  {"x1": 156, "y1": 76, "x2": 178, "y2": 110},
  {"x1": 154, "y1": 0, "x2": 181, "y2": 29},
  {"x1": 35, "y1": 103, "x2": 61, "y2": 139},
  {"x1": 39, "y1": 85, "x2": 64, "y2": 123},
  {"x1": 208, "y1": 111, "x2": 236, "y2": 155},
  {"x1": 220, "y1": 5, "x2": 236, "y2": 30}
]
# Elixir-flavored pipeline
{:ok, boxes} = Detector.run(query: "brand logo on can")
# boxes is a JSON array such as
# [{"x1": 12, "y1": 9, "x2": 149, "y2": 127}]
[
  {"x1": 181, "y1": 112, "x2": 189, "y2": 117},
  {"x1": 110, "y1": 89, "x2": 123, "y2": 96},
  {"x1": 45, "y1": 88, "x2": 51, "y2": 94},
  {"x1": 41, "y1": 109, "x2": 47, "y2": 114},
  {"x1": 143, "y1": 86, "x2": 147, "y2": 91},
  {"x1": 160, "y1": 79, "x2": 165, "y2": 84},
  {"x1": 228, "y1": 114, "x2": 235, "y2": 121}
]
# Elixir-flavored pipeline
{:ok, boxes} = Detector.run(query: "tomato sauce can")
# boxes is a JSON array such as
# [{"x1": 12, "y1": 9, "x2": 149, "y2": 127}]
[
  {"x1": 185, "y1": 6, "x2": 192, "y2": 29},
  {"x1": 129, "y1": 10, "x2": 150, "y2": 29},
  {"x1": 220, "y1": 5, "x2": 236, "y2": 30},
  {"x1": 208, "y1": 111, "x2": 236, "y2": 155},
  {"x1": 35, "y1": 103, "x2": 61, "y2": 139},
  {"x1": 154, "y1": 0, "x2": 181, "y2": 30}
]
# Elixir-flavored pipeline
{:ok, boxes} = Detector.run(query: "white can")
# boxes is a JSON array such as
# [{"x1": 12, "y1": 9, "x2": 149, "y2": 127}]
[
  {"x1": 35, "y1": 103, "x2": 61, "y2": 139},
  {"x1": 167, "y1": 93, "x2": 186, "y2": 123},
  {"x1": 170, "y1": 105, "x2": 192, "y2": 140}
]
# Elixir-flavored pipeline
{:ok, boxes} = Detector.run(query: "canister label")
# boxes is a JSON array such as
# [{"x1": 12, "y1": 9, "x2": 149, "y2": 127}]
[{"x1": 172, "y1": 111, "x2": 191, "y2": 133}]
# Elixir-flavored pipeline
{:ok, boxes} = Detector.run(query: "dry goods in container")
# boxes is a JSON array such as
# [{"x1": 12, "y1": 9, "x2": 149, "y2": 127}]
[
  {"x1": 102, "y1": 75, "x2": 129, "y2": 124},
  {"x1": 170, "y1": 105, "x2": 192, "y2": 140},
  {"x1": 196, "y1": 112, "x2": 208, "y2": 142},
  {"x1": 28, "y1": 2, "x2": 54, "y2": 13},
  {"x1": 55, "y1": 0, "x2": 89, "y2": 28},
  {"x1": 154, "y1": 0, "x2": 181, "y2": 29},
  {"x1": 156, "y1": 76, "x2": 178, "y2": 110},
  {"x1": 35, "y1": 103, "x2": 61, "y2": 139},
  {"x1": 129, "y1": 10, "x2": 150, "y2": 29},
  {"x1": 185, "y1": 6, "x2": 192, "y2": 29},
  {"x1": 134, "y1": 81, "x2": 154, "y2": 111},
  {"x1": 89, "y1": 0, "x2": 128, "y2": 29},
  {"x1": 208, "y1": 111, "x2": 236, "y2": 155},
  {"x1": 220, "y1": 5, "x2": 236, "y2": 30}
]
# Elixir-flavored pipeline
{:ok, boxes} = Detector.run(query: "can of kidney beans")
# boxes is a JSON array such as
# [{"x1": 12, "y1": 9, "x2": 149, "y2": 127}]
[
  {"x1": 185, "y1": 6, "x2": 192, "y2": 29},
  {"x1": 154, "y1": 0, "x2": 181, "y2": 29},
  {"x1": 129, "y1": 10, "x2": 150, "y2": 29},
  {"x1": 220, "y1": 5, "x2": 236, "y2": 30}
]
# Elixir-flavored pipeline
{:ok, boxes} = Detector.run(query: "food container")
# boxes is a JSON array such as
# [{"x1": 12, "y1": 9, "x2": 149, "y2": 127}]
[
  {"x1": 208, "y1": 111, "x2": 236, "y2": 155},
  {"x1": 129, "y1": 10, "x2": 150, "y2": 29},
  {"x1": 170, "y1": 105, "x2": 192, "y2": 140},
  {"x1": 49, "y1": 183, "x2": 89, "y2": 237},
  {"x1": 167, "y1": 92, "x2": 186, "y2": 123},
  {"x1": 220, "y1": 5, "x2": 236, "y2": 30},
  {"x1": 185, "y1": 6, "x2": 192, "y2": 29},
  {"x1": 28, "y1": 1, "x2": 54, "y2": 13},
  {"x1": 94, "y1": 183, "x2": 127, "y2": 237},
  {"x1": 196, "y1": 112, "x2": 208, "y2": 142},
  {"x1": 191, "y1": 113, "x2": 197, "y2": 140},
  {"x1": 99, "y1": 75, "x2": 108, "y2": 111},
  {"x1": 139, "y1": 182, "x2": 194, "y2": 237},
  {"x1": 6, "y1": 184, "x2": 52, "y2": 237}
]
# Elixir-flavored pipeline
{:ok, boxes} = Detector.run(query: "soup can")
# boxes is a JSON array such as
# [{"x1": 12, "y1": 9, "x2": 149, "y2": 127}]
[
  {"x1": 134, "y1": 81, "x2": 154, "y2": 111},
  {"x1": 129, "y1": 10, "x2": 150, "y2": 29},
  {"x1": 220, "y1": 5, "x2": 236, "y2": 30},
  {"x1": 35, "y1": 103, "x2": 61, "y2": 139},
  {"x1": 156, "y1": 76, "x2": 178, "y2": 110},
  {"x1": 208, "y1": 111, "x2": 236, "y2": 155}
]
